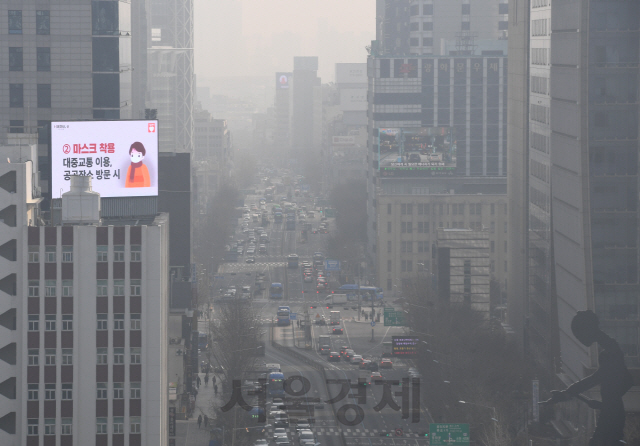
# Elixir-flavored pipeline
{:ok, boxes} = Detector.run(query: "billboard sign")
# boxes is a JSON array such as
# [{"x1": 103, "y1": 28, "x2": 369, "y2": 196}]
[
  {"x1": 335, "y1": 63, "x2": 367, "y2": 84},
  {"x1": 324, "y1": 259, "x2": 341, "y2": 271},
  {"x1": 51, "y1": 120, "x2": 159, "y2": 198},
  {"x1": 429, "y1": 424, "x2": 470, "y2": 445},
  {"x1": 376, "y1": 127, "x2": 456, "y2": 177},
  {"x1": 276, "y1": 72, "x2": 292, "y2": 90}
]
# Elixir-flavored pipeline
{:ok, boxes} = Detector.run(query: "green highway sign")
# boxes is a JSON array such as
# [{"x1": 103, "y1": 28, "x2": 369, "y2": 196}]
[
  {"x1": 383, "y1": 308, "x2": 405, "y2": 326},
  {"x1": 429, "y1": 424, "x2": 469, "y2": 446}
]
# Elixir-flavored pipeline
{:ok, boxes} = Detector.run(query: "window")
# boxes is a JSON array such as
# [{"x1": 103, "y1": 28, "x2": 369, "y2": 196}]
[
  {"x1": 28, "y1": 349, "x2": 39, "y2": 366},
  {"x1": 62, "y1": 245, "x2": 72, "y2": 262},
  {"x1": 62, "y1": 348, "x2": 73, "y2": 365},
  {"x1": 504, "y1": 221, "x2": 508, "y2": 233},
  {"x1": 386, "y1": 278, "x2": 392, "y2": 291},
  {"x1": 45, "y1": 383, "x2": 55, "y2": 400},
  {"x1": 387, "y1": 221, "x2": 391, "y2": 233},
  {"x1": 62, "y1": 314, "x2": 72, "y2": 331},
  {"x1": 491, "y1": 260, "x2": 495, "y2": 273},
  {"x1": 114, "y1": 279, "x2": 125, "y2": 296},
  {"x1": 9, "y1": 84, "x2": 23, "y2": 107},
  {"x1": 491, "y1": 241, "x2": 495, "y2": 253},
  {"x1": 387, "y1": 260, "x2": 392, "y2": 273},
  {"x1": 131, "y1": 245, "x2": 141, "y2": 261},
  {"x1": 45, "y1": 246, "x2": 56, "y2": 263},
  {"x1": 418, "y1": 261, "x2": 429, "y2": 272},
  {"x1": 28, "y1": 315, "x2": 39, "y2": 331},
  {"x1": 8, "y1": 11, "x2": 22, "y2": 34},
  {"x1": 114, "y1": 348, "x2": 124, "y2": 364},
  {"x1": 504, "y1": 261, "x2": 508, "y2": 272},
  {"x1": 37, "y1": 84, "x2": 52, "y2": 108},
  {"x1": 401, "y1": 203, "x2": 413, "y2": 215},
  {"x1": 113, "y1": 416, "x2": 124, "y2": 434},
  {"x1": 97, "y1": 246, "x2": 108, "y2": 262},
  {"x1": 28, "y1": 419, "x2": 38, "y2": 436},
  {"x1": 45, "y1": 315, "x2": 56, "y2": 331},
  {"x1": 387, "y1": 241, "x2": 392, "y2": 253},
  {"x1": 36, "y1": 10, "x2": 50, "y2": 34},
  {"x1": 45, "y1": 348, "x2": 56, "y2": 365},
  {"x1": 401, "y1": 222, "x2": 413, "y2": 234},
  {"x1": 114, "y1": 245, "x2": 125, "y2": 262},
  {"x1": 28, "y1": 280, "x2": 39, "y2": 297},
  {"x1": 114, "y1": 314, "x2": 124, "y2": 330},
  {"x1": 130, "y1": 279, "x2": 141, "y2": 296},
  {"x1": 97, "y1": 348, "x2": 108, "y2": 364},
  {"x1": 61, "y1": 418, "x2": 72, "y2": 435},
  {"x1": 45, "y1": 279, "x2": 56, "y2": 297},
  {"x1": 9, "y1": 47, "x2": 23, "y2": 71},
  {"x1": 61, "y1": 383, "x2": 72, "y2": 400},
  {"x1": 423, "y1": 22, "x2": 433, "y2": 31},
  {"x1": 491, "y1": 203, "x2": 495, "y2": 215},
  {"x1": 401, "y1": 241, "x2": 413, "y2": 253},
  {"x1": 113, "y1": 382, "x2": 124, "y2": 399},
  {"x1": 28, "y1": 246, "x2": 39, "y2": 263},
  {"x1": 462, "y1": 4, "x2": 470, "y2": 14},
  {"x1": 401, "y1": 260, "x2": 413, "y2": 273},
  {"x1": 28, "y1": 384, "x2": 39, "y2": 400},
  {"x1": 97, "y1": 279, "x2": 107, "y2": 296},
  {"x1": 504, "y1": 241, "x2": 508, "y2": 253},
  {"x1": 130, "y1": 416, "x2": 141, "y2": 434},
  {"x1": 62, "y1": 280, "x2": 73, "y2": 297},
  {"x1": 387, "y1": 204, "x2": 391, "y2": 215},
  {"x1": 130, "y1": 347, "x2": 141, "y2": 364},
  {"x1": 470, "y1": 203, "x2": 481, "y2": 215},
  {"x1": 130, "y1": 382, "x2": 141, "y2": 399},
  {"x1": 96, "y1": 417, "x2": 108, "y2": 434},
  {"x1": 97, "y1": 383, "x2": 107, "y2": 399},
  {"x1": 424, "y1": 37, "x2": 434, "y2": 46},
  {"x1": 130, "y1": 313, "x2": 141, "y2": 330},
  {"x1": 97, "y1": 314, "x2": 108, "y2": 330},
  {"x1": 490, "y1": 221, "x2": 495, "y2": 233}
]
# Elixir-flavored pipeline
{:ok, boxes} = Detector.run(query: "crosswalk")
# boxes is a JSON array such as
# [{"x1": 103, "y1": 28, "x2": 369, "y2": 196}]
[{"x1": 264, "y1": 426, "x2": 428, "y2": 439}]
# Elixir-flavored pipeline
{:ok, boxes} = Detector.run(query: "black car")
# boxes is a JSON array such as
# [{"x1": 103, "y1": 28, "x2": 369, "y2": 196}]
[
  {"x1": 332, "y1": 326, "x2": 344, "y2": 335},
  {"x1": 328, "y1": 352, "x2": 341, "y2": 362},
  {"x1": 408, "y1": 153, "x2": 421, "y2": 163}
]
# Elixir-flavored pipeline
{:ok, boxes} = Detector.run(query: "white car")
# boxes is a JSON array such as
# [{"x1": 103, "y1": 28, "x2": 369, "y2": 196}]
[
  {"x1": 273, "y1": 428, "x2": 288, "y2": 441},
  {"x1": 255, "y1": 440, "x2": 268, "y2": 446},
  {"x1": 351, "y1": 355, "x2": 363, "y2": 364},
  {"x1": 298, "y1": 430, "x2": 315, "y2": 446}
]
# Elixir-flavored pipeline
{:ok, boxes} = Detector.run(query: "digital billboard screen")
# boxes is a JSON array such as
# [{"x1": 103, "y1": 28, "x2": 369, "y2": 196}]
[
  {"x1": 377, "y1": 127, "x2": 456, "y2": 177},
  {"x1": 51, "y1": 120, "x2": 159, "y2": 198},
  {"x1": 276, "y1": 72, "x2": 292, "y2": 90},
  {"x1": 391, "y1": 336, "x2": 419, "y2": 356}
]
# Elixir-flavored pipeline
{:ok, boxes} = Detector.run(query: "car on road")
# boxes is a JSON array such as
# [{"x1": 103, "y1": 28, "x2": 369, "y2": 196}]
[
  {"x1": 340, "y1": 346, "x2": 349, "y2": 356},
  {"x1": 332, "y1": 326, "x2": 343, "y2": 335},
  {"x1": 315, "y1": 316, "x2": 326, "y2": 325},
  {"x1": 359, "y1": 359, "x2": 371, "y2": 369},
  {"x1": 245, "y1": 257, "x2": 255, "y2": 263},
  {"x1": 304, "y1": 275, "x2": 314, "y2": 283},
  {"x1": 369, "y1": 372, "x2": 383, "y2": 385},
  {"x1": 351, "y1": 355, "x2": 363, "y2": 364},
  {"x1": 343, "y1": 349, "x2": 355, "y2": 361},
  {"x1": 296, "y1": 422, "x2": 312, "y2": 433},
  {"x1": 255, "y1": 440, "x2": 268, "y2": 446},
  {"x1": 259, "y1": 244, "x2": 267, "y2": 254},
  {"x1": 328, "y1": 352, "x2": 341, "y2": 362},
  {"x1": 247, "y1": 248, "x2": 256, "y2": 255},
  {"x1": 273, "y1": 428, "x2": 288, "y2": 441},
  {"x1": 380, "y1": 359, "x2": 393, "y2": 369},
  {"x1": 316, "y1": 282, "x2": 327, "y2": 291},
  {"x1": 308, "y1": 211, "x2": 315, "y2": 217},
  {"x1": 298, "y1": 430, "x2": 316, "y2": 446}
]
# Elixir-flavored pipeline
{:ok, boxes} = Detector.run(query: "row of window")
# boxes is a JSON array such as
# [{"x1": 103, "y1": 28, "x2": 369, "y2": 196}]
[
  {"x1": 27, "y1": 417, "x2": 141, "y2": 436},
  {"x1": 28, "y1": 245, "x2": 142, "y2": 263},
  {"x1": 28, "y1": 280, "x2": 142, "y2": 297},
  {"x1": 8, "y1": 10, "x2": 50, "y2": 35},
  {"x1": 28, "y1": 313, "x2": 141, "y2": 331},
  {"x1": 28, "y1": 347, "x2": 141, "y2": 366},
  {"x1": 388, "y1": 260, "x2": 431, "y2": 273},
  {"x1": 8, "y1": 47, "x2": 51, "y2": 71},
  {"x1": 392, "y1": 202, "x2": 507, "y2": 216},
  {"x1": 8, "y1": 83, "x2": 50, "y2": 108},
  {"x1": 28, "y1": 314, "x2": 73, "y2": 331},
  {"x1": 97, "y1": 347, "x2": 142, "y2": 364},
  {"x1": 410, "y1": 22, "x2": 433, "y2": 31}
]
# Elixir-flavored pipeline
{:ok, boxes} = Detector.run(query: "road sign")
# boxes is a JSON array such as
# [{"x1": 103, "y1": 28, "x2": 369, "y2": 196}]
[
  {"x1": 384, "y1": 308, "x2": 405, "y2": 326},
  {"x1": 395, "y1": 428, "x2": 403, "y2": 437},
  {"x1": 324, "y1": 259, "x2": 341, "y2": 271},
  {"x1": 371, "y1": 320, "x2": 376, "y2": 327},
  {"x1": 290, "y1": 313, "x2": 297, "y2": 320},
  {"x1": 429, "y1": 424, "x2": 470, "y2": 446}
]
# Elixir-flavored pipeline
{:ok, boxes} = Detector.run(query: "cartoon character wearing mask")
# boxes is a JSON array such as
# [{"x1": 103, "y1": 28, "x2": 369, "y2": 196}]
[{"x1": 125, "y1": 142, "x2": 151, "y2": 188}]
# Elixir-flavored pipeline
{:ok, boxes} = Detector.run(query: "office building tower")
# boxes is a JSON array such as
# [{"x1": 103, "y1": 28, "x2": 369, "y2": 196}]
[
  {"x1": 291, "y1": 57, "x2": 322, "y2": 152},
  {"x1": 148, "y1": 0, "x2": 194, "y2": 153}
]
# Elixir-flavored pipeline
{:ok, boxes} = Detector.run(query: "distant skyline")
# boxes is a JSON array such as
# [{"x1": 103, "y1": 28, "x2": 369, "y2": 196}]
[{"x1": 194, "y1": 0, "x2": 375, "y2": 84}]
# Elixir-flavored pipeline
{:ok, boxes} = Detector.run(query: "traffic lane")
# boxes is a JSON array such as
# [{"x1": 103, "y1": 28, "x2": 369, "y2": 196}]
[{"x1": 263, "y1": 343, "x2": 342, "y2": 446}]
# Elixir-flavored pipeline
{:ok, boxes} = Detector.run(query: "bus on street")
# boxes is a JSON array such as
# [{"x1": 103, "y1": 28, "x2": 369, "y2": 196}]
[
  {"x1": 269, "y1": 283, "x2": 283, "y2": 299},
  {"x1": 287, "y1": 254, "x2": 299, "y2": 268},
  {"x1": 277, "y1": 306, "x2": 291, "y2": 326},
  {"x1": 268, "y1": 371, "x2": 285, "y2": 397}
]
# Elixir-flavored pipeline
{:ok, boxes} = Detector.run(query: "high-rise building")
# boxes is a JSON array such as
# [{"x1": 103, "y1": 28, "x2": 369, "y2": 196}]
[
  {"x1": 507, "y1": 0, "x2": 640, "y2": 419},
  {"x1": 148, "y1": 0, "x2": 194, "y2": 153},
  {"x1": 375, "y1": 0, "x2": 509, "y2": 56},
  {"x1": 291, "y1": 57, "x2": 322, "y2": 152},
  {"x1": 0, "y1": 1, "x2": 147, "y2": 144}
]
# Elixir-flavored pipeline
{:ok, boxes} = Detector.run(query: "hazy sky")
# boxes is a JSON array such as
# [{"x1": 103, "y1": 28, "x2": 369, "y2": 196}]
[{"x1": 194, "y1": 0, "x2": 376, "y2": 83}]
